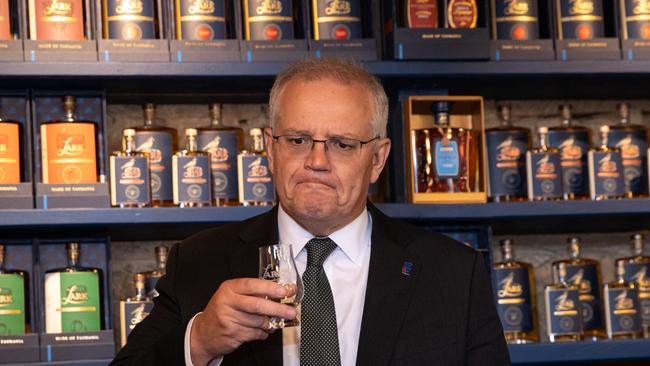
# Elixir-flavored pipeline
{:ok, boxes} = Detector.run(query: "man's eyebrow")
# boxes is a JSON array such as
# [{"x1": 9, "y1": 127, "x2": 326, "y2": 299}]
[{"x1": 278, "y1": 129, "x2": 312, "y2": 135}]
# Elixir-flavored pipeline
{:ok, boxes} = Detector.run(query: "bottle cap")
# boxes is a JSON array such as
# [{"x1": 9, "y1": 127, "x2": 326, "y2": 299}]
[
  {"x1": 567, "y1": 237, "x2": 581, "y2": 258},
  {"x1": 124, "y1": 128, "x2": 136, "y2": 137},
  {"x1": 185, "y1": 128, "x2": 198, "y2": 137},
  {"x1": 538, "y1": 126, "x2": 548, "y2": 134},
  {"x1": 63, "y1": 96, "x2": 76, "y2": 113},
  {"x1": 617, "y1": 103, "x2": 630, "y2": 119},
  {"x1": 250, "y1": 128, "x2": 263, "y2": 136},
  {"x1": 600, "y1": 125, "x2": 610, "y2": 134},
  {"x1": 210, "y1": 104, "x2": 222, "y2": 119},
  {"x1": 616, "y1": 260, "x2": 626, "y2": 278}
]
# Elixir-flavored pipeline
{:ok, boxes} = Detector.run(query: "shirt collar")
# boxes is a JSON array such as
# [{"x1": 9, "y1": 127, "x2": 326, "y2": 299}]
[{"x1": 277, "y1": 204, "x2": 371, "y2": 266}]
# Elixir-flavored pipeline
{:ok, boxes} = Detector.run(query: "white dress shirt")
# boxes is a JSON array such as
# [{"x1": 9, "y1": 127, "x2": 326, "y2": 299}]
[{"x1": 184, "y1": 205, "x2": 372, "y2": 366}]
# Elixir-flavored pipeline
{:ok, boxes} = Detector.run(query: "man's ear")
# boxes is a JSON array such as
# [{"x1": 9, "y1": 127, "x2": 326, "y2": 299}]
[
  {"x1": 263, "y1": 127, "x2": 275, "y2": 174},
  {"x1": 370, "y1": 138, "x2": 391, "y2": 184}
]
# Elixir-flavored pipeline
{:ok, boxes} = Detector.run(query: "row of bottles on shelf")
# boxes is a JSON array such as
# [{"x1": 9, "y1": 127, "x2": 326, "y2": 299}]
[{"x1": 493, "y1": 235, "x2": 650, "y2": 343}]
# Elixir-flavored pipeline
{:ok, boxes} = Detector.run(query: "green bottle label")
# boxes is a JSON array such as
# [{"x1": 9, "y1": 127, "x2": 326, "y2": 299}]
[
  {"x1": 45, "y1": 272, "x2": 101, "y2": 333},
  {"x1": 0, "y1": 274, "x2": 25, "y2": 335}
]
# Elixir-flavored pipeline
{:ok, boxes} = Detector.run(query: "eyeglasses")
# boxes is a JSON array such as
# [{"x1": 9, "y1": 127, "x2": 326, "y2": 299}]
[{"x1": 272, "y1": 134, "x2": 379, "y2": 158}]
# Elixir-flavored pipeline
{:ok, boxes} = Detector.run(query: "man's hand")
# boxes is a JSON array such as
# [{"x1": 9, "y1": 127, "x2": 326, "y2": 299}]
[{"x1": 190, "y1": 278, "x2": 297, "y2": 366}]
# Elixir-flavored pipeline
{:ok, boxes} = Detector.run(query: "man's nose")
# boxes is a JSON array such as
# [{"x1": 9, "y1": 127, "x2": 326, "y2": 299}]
[{"x1": 304, "y1": 141, "x2": 330, "y2": 171}]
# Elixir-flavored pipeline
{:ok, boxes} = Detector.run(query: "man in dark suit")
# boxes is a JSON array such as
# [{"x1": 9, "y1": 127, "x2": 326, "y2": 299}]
[{"x1": 112, "y1": 58, "x2": 509, "y2": 366}]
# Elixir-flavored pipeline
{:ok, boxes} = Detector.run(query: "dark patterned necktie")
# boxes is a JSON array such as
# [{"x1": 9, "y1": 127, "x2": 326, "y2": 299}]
[{"x1": 300, "y1": 237, "x2": 341, "y2": 366}]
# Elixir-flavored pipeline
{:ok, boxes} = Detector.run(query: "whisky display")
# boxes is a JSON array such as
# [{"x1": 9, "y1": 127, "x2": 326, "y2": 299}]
[
  {"x1": 172, "y1": 128, "x2": 212, "y2": 207},
  {"x1": 110, "y1": 128, "x2": 151, "y2": 208},
  {"x1": 552, "y1": 237, "x2": 605, "y2": 340},
  {"x1": 603, "y1": 261, "x2": 642, "y2": 339},
  {"x1": 243, "y1": 0, "x2": 294, "y2": 40},
  {"x1": 134, "y1": 103, "x2": 178, "y2": 207},
  {"x1": 238, "y1": 128, "x2": 274, "y2": 205},
  {"x1": 28, "y1": 0, "x2": 86, "y2": 40},
  {"x1": 0, "y1": 107, "x2": 21, "y2": 184},
  {"x1": 403, "y1": 0, "x2": 438, "y2": 28},
  {"x1": 545, "y1": 262, "x2": 583, "y2": 342},
  {"x1": 620, "y1": 0, "x2": 650, "y2": 40},
  {"x1": 311, "y1": 0, "x2": 362, "y2": 40},
  {"x1": 486, "y1": 104, "x2": 530, "y2": 202},
  {"x1": 0, "y1": 245, "x2": 30, "y2": 335},
  {"x1": 548, "y1": 104, "x2": 591, "y2": 200},
  {"x1": 492, "y1": 0, "x2": 539, "y2": 40},
  {"x1": 492, "y1": 239, "x2": 539, "y2": 343},
  {"x1": 40, "y1": 96, "x2": 98, "y2": 184},
  {"x1": 103, "y1": 0, "x2": 158, "y2": 39},
  {"x1": 175, "y1": 0, "x2": 226, "y2": 40},
  {"x1": 119, "y1": 273, "x2": 153, "y2": 347},
  {"x1": 447, "y1": 0, "x2": 478, "y2": 29},
  {"x1": 607, "y1": 103, "x2": 648, "y2": 197},
  {"x1": 556, "y1": 0, "x2": 605, "y2": 40},
  {"x1": 0, "y1": 0, "x2": 12, "y2": 40},
  {"x1": 138, "y1": 245, "x2": 168, "y2": 298},
  {"x1": 44, "y1": 242, "x2": 103, "y2": 333},
  {"x1": 526, "y1": 126, "x2": 562, "y2": 201},
  {"x1": 197, "y1": 104, "x2": 243, "y2": 206},
  {"x1": 615, "y1": 234, "x2": 650, "y2": 338},
  {"x1": 587, "y1": 125, "x2": 625, "y2": 200}
]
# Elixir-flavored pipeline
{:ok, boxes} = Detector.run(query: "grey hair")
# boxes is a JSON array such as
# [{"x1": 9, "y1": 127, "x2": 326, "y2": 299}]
[{"x1": 268, "y1": 58, "x2": 389, "y2": 138}]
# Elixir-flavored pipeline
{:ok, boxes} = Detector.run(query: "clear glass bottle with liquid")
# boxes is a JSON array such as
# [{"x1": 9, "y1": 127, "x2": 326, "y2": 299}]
[
  {"x1": 526, "y1": 126, "x2": 562, "y2": 201},
  {"x1": 137, "y1": 246, "x2": 168, "y2": 298},
  {"x1": 172, "y1": 128, "x2": 212, "y2": 208},
  {"x1": 110, "y1": 128, "x2": 151, "y2": 208},
  {"x1": 545, "y1": 262, "x2": 583, "y2": 342},
  {"x1": 119, "y1": 273, "x2": 154, "y2": 347},
  {"x1": 588, "y1": 125, "x2": 625, "y2": 200},
  {"x1": 615, "y1": 233, "x2": 650, "y2": 338},
  {"x1": 0, "y1": 244, "x2": 30, "y2": 334},
  {"x1": 238, "y1": 128, "x2": 275, "y2": 206},
  {"x1": 603, "y1": 260, "x2": 643, "y2": 339}
]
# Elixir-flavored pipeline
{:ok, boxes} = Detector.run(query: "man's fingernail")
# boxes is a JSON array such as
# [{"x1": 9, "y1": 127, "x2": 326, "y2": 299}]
[
  {"x1": 286, "y1": 308, "x2": 297, "y2": 318},
  {"x1": 276, "y1": 286, "x2": 287, "y2": 297}
]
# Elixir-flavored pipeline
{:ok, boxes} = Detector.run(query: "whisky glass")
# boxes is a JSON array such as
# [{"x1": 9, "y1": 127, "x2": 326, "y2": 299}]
[{"x1": 258, "y1": 244, "x2": 303, "y2": 329}]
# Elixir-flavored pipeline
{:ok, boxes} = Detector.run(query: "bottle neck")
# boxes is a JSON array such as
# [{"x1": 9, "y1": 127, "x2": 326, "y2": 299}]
[
  {"x1": 156, "y1": 256, "x2": 166, "y2": 271},
  {"x1": 435, "y1": 111, "x2": 449, "y2": 128},
  {"x1": 633, "y1": 238, "x2": 644, "y2": 256},
  {"x1": 539, "y1": 134, "x2": 548, "y2": 149},
  {"x1": 0, "y1": 252, "x2": 5, "y2": 272},
  {"x1": 600, "y1": 133, "x2": 609, "y2": 148},
  {"x1": 124, "y1": 135, "x2": 136, "y2": 153},
  {"x1": 134, "y1": 282, "x2": 147, "y2": 300},
  {"x1": 64, "y1": 109, "x2": 76, "y2": 122},
  {"x1": 67, "y1": 253, "x2": 79, "y2": 268},
  {"x1": 252, "y1": 136, "x2": 264, "y2": 153},
  {"x1": 501, "y1": 244, "x2": 514, "y2": 262},
  {"x1": 186, "y1": 135, "x2": 197, "y2": 152}
]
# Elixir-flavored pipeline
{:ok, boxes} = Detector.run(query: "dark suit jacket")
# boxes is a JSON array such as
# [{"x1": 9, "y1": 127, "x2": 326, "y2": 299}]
[{"x1": 111, "y1": 204, "x2": 510, "y2": 366}]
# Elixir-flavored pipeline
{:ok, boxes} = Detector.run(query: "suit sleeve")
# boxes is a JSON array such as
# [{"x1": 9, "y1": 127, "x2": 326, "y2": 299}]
[
  {"x1": 465, "y1": 251, "x2": 511, "y2": 366},
  {"x1": 110, "y1": 243, "x2": 188, "y2": 366}
]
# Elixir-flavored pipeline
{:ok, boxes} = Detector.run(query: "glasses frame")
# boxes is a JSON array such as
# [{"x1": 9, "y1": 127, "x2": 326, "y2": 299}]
[{"x1": 271, "y1": 134, "x2": 380, "y2": 155}]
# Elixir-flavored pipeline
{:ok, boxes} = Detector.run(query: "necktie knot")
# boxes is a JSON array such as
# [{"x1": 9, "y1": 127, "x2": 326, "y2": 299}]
[{"x1": 305, "y1": 237, "x2": 337, "y2": 268}]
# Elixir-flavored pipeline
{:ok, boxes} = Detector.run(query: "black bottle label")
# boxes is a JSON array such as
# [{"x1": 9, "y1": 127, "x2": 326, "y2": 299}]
[
  {"x1": 177, "y1": 0, "x2": 227, "y2": 40},
  {"x1": 110, "y1": 156, "x2": 150, "y2": 206},
  {"x1": 198, "y1": 130, "x2": 239, "y2": 200},
  {"x1": 526, "y1": 151, "x2": 563, "y2": 199},
  {"x1": 492, "y1": 267, "x2": 534, "y2": 332},
  {"x1": 486, "y1": 130, "x2": 528, "y2": 198},
  {"x1": 565, "y1": 264, "x2": 603, "y2": 329},
  {"x1": 173, "y1": 155, "x2": 212, "y2": 205},
  {"x1": 313, "y1": 0, "x2": 362, "y2": 40},
  {"x1": 548, "y1": 130, "x2": 590, "y2": 197},
  {"x1": 557, "y1": 0, "x2": 605, "y2": 40},
  {"x1": 135, "y1": 131, "x2": 174, "y2": 202},
  {"x1": 120, "y1": 300, "x2": 154, "y2": 346},
  {"x1": 546, "y1": 287, "x2": 583, "y2": 335},
  {"x1": 588, "y1": 151, "x2": 625, "y2": 198},
  {"x1": 244, "y1": 0, "x2": 294, "y2": 40},
  {"x1": 608, "y1": 129, "x2": 648, "y2": 195},
  {"x1": 494, "y1": 0, "x2": 539, "y2": 40},
  {"x1": 605, "y1": 287, "x2": 642, "y2": 335},
  {"x1": 105, "y1": 0, "x2": 157, "y2": 40},
  {"x1": 622, "y1": 0, "x2": 650, "y2": 39},
  {"x1": 623, "y1": 263, "x2": 650, "y2": 326}
]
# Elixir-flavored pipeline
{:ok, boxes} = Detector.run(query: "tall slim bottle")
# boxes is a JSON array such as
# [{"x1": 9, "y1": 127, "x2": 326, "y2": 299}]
[
  {"x1": 545, "y1": 262, "x2": 583, "y2": 342},
  {"x1": 238, "y1": 128, "x2": 274, "y2": 206},
  {"x1": 616, "y1": 234, "x2": 650, "y2": 338},
  {"x1": 603, "y1": 260, "x2": 643, "y2": 339},
  {"x1": 587, "y1": 125, "x2": 625, "y2": 200},
  {"x1": 0, "y1": 244, "x2": 30, "y2": 334},
  {"x1": 0, "y1": 104, "x2": 22, "y2": 184},
  {"x1": 607, "y1": 103, "x2": 648, "y2": 197},
  {"x1": 526, "y1": 126, "x2": 563, "y2": 201},
  {"x1": 172, "y1": 128, "x2": 212, "y2": 207},
  {"x1": 110, "y1": 128, "x2": 151, "y2": 208},
  {"x1": 137, "y1": 246, "x2": 168, "y2": 298}
]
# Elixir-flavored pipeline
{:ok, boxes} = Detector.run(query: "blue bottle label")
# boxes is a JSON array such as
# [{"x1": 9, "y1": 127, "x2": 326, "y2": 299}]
[
  {"x1": 486, "y1": 130, "x2": 529, "y2": 197},
  {"x1": 244, "y1": 0, "x2": 294, "y2": 40},
  {"x1": 433, "y1": 139, "x2": 459, "y2": 178},
  {"x1": 526, "y1": 151, "x2": 563, "y2": 199},
  {"x1": 105, "y1": 0, "x2": 157, "y2": 39},
  {"x1": 622, "y1": 0, "x2": 650, "y2": 39},
  {"x1": 548, "y1": 130, "x2": 590, "y2": 197},
  {"x1": 110, "y1": 156, "x2": 150, "y2": 206},
  {"x1": 565, "y1": 263, "x2": 603, "y2": 329},
  {"x1": 135, "y1": 131, "x2": 174, "y2": 202},
  {"x1": 588, "y1": 151, "x2": 625, "y2": 198},
  {"x1": 173, "y1": 155, "x2": 212, "y2": 205},
  {"x1": 238, "y1": 154, "x2": 274, "y2": 203},
  {"x1": 608, "y1": 129, "x2": 648, "y2": 195},
  {"x1": 557, "y1": 0, "x2": 605, "y2": 40},
  {"x1": 623, "y1": 263, "x2": 650, "y2": 326},
  {"x1": 546, "y1": 287, "x2": 583, "y2": 335},
  {"x1": 492, "y1": 267, "x2": 534, "y2": 332},
  {"x1": 605, "y1": 286, "x2": 642, "y2": 335},
  {"x1": 198, "y1": 130, "x2": 239, "y2": 200},
  {"x1": 494, "y1": 0, "x2": 539, "y2": 40},
  {"x1": 177, "y1": 0, "x2": 227, "y2": 40},
  {"x1": 313, "y1": 0, "x2": 362, "y2": 40}
]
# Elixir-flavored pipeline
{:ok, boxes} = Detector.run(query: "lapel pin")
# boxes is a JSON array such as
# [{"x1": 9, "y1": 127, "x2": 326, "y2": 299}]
[{"x1": 401, "y1": 261, "x2": 413, "y2": 276}]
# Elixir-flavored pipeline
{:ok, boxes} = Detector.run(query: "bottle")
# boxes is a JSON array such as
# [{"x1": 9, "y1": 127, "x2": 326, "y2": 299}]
[
  {"x1": 119, "y1": 273, "x2": 153, "y2": 347},
  {"x1": 28, "y1": 0, "x2": 86, "y2": 40},
  {"x1": 607, "y1": 103, "x2": 648, "y2": 197},
  {"x1": 492, "y1": 0, "x2": 539, "y2": 40},
  {"x1": 447, "y1": 0, "x2": 477, "y2": 29},
  {"x1": 0, "y1": 104, "x2": 22, "y2": 184},
  {"x1": 238, "y1": 128, "x2": 275, "y2": 205},
  {"x1": 615, "y1": 234, "x2": 650, "y2": 338},
  {"x1": 44, "y1": 242, "x2": 104, "y2": 333},
  {"x1": 175, "y1": 0, "x2": 226, "y2": 40},
  {"x1": 621, "y1": 0, "x2": 650, "y2": 40},
  {"x1": 197, "y1": 104, "x2": 244, "y2": 206},
  {"x1": 172, "y1": 128, "x2": 212, "y2": 207},
  {"x1": 312, "y1": 0, "x2": 362, "y2": 40},
  {"x1": 110, "y1": 128, "x2": 151, "y2": 208},
  {"x1": 403, "y1": 0, "x2": 438, "y2": 28},
  {"x1": 556, "y1": 0, "x2": 605, "y2": 40},
  {"x1": 486, "y1": 104, "x2": 531, "y2": 202},
  {"x1": 103, "y1": 0, "x2": 159, "y2": 40},
  {"x1": 544, "y1": 262, "x2": 583, "y2": 342},
  {"x1": 492, "y1": 239, "x2": 539, "y2": 343},
  {"x1": 0, "y1": 0, "x2": 12, "y2": 40},
  {"x1": 603, "y1": 260, "x2": 643, "y2": 339},
  {"x1": 548, "y1": 104, "x2": 591, "y2": 200},
  {"x1": 40, "y1": 96, "x2": 99, "y2": 184},
  {"x1": 242, "y1": 0, "x2": 294, "y2": 40},
  {"x1": 525, "y1": 126, "x2": 562, "y2": 201},
  {"x1": 551, "y1": 237, "x2": 605, "y2": 340},
  {"x1": 138, "y1": 245, "x2": 168, "y2": 298},
  {"x1": 0, "y1": 244, "x2": 30, "y2": 335},
  {"x1": 133, "y1": 103, "x2": 178, "y2": 207},
  {"x1": 587, "y1": 125, "x2": 625, "y2": 200}
]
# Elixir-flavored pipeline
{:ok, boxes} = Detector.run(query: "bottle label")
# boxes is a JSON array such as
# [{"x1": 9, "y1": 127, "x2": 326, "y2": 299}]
[
  {"x1": 44, "y1": 271, "x2": 101, "y2": 333},
  {"x1": 557, "y1": 0, "x2": 605, "y2": 40},
  {"x1": 0, "y1": 122, "x2": 21, "y2": 184},
  {"x1": 105, "y1": 0, "x2": 156, "y2": 40},
  {"x1": 623, "y1": 262, "x2": 650, "y2": 326},
  {"x1": 135, "y1": 131, "x2": 173, "y2": 202},
  {"x1": 313, "y1": 0, "x2": 362, "y2": 40},
  {"x1": 486, "y1": 130, "x2": 528, "y2": 197},
  {"x1": 492, "y1": 268, "x2": 534, "y2": 332},
  {"x1": 494, "y1": 0, "x2": 539, "y2": 40},
  {"x1": 447, "y1": 0, "x2": 477, "y2": 29},
  {"x1": 608, "y1": 129, "x2": 648, "y2": 195},
  {"x1": 605, "y1": 286, "x2": 642, "y2": 335},
  {"x1": 144, "y1": 274, "x2": 161, "y2": 297},
  {"x1": 548, "y1": 130, "x2": 590, "y2": 197},
  {"x1": 433, "y1": 139, "x2": 460, "y2": 178},
  {"x1": 526, "y1": 151, "x2": 563, "y2": 199},
  {"x1": 40, "y1": 122, "x2": 98, "y2": 184},
  {"x1": 172, "y1": 155, "x2": 212, "y2": 205},
  {"x1": 0, "y1": 273, "x2": 25, "y2": 335},
  {"x1": 404, "y1": 0, "x2": 438, "y2": 28},
  {"x1": 110, "y1": 156, "x2": 150, "y2": 206},
  {"x1": 238, "y1": 154, "x2": 274, "y2": 203},
  {"x1": 545, "y1": 287, "x2": 583, "y2": 336},
  {"x1": 119, "y1": 300, "x2": 153, "y2": 347},
  {"x1": 622, "y1": 0, "x2": 650, "y2": 39},
  {"x1": 565, "y1": 263, "x2": 603, "y2": 329},
  {"x1": 588, "y1": 151, "x2": 625, "y2": 198},
  {"x1": 0, "y1": 0, "x2": 10, "y2": 40},
  {"x1": 30, "y1": 0, "x2": 85, "y2": 40},
  {"x1": 176, "y1": 0, "x2": 226, "y2": 40},
  {"x1": 198, "y1": 130, "x2": 239, "y2": 200},
  {"x1": 244, "y1": 0, "x2": 294, "y2": 40}
]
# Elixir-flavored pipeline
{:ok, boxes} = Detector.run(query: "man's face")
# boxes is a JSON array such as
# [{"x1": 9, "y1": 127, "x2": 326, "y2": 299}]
[{"x1": 265, "y1": 77, "x2": 391, "y2": 234}]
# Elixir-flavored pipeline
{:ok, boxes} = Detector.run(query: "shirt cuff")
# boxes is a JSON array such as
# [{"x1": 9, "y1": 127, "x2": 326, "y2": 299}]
[{"x1": 184, "y1": 312, "x2": 224, "y2": 366}]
